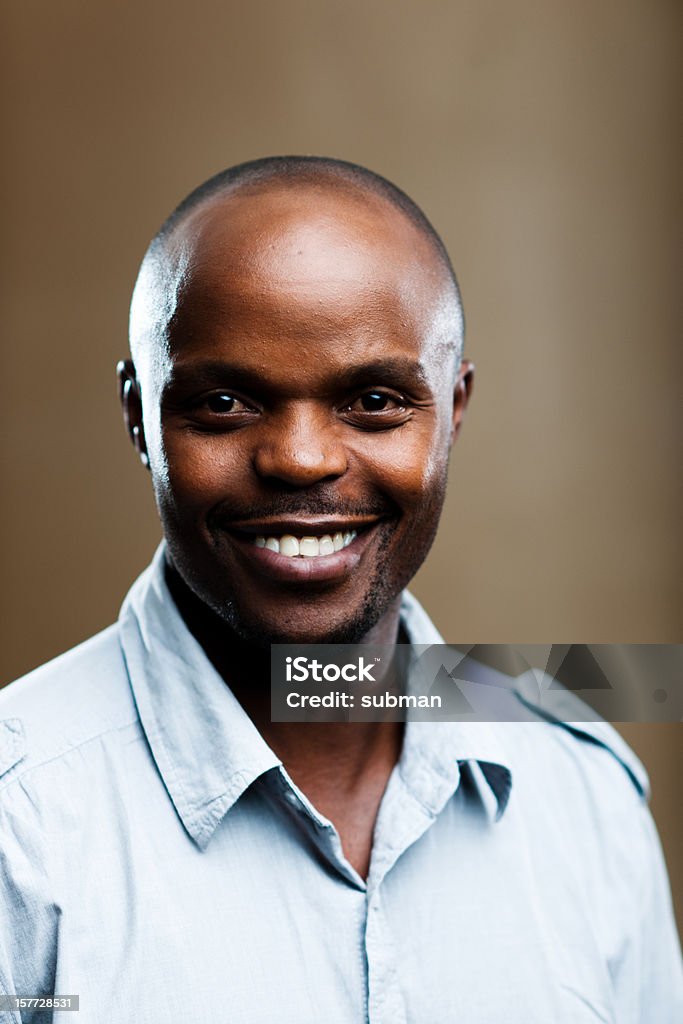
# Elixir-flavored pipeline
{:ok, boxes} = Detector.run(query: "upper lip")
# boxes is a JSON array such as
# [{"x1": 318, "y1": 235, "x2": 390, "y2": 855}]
[{"x1": 224, "y1": 516, "x2": 383, "y2": 536}]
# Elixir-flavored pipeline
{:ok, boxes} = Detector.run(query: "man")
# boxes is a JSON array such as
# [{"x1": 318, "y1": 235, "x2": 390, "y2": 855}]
[{"x1": 0, "y1": 156, "x2": 680, "y2": 1023}]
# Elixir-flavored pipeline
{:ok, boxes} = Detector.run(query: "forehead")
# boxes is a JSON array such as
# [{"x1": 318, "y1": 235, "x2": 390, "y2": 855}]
[{"x1": 164, "y1": 184, "x2": 451, "y2": 358}]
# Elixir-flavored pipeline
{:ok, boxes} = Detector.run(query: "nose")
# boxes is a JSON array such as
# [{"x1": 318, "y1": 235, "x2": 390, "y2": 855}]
[{"x1": 253, "y1": 404, "x2": 348, "y2": 487}]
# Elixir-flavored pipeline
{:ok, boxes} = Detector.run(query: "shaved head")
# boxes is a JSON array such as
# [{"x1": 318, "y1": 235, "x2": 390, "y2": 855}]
[
  {"x1": 120, "y1": 155, "x2": 474, "y2": 645},
  {"x1": 129, "y1": 156, "x2": 465, "y2": 386}
]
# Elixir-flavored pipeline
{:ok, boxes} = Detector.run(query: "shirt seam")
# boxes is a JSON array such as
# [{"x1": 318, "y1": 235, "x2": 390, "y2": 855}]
[{"x1": 0, "y1": 717, "x2": 141, "y2": 796}]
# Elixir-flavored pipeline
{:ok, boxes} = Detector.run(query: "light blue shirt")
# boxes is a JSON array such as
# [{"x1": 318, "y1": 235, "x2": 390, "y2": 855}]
[{"x1": 0, "y1": 544, "x2": 681, "y2": 1023}]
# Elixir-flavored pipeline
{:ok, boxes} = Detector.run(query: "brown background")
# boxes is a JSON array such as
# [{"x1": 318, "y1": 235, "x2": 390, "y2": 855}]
[{"x1": 2, "y1": 2, "x2": 681, "y2": 928}]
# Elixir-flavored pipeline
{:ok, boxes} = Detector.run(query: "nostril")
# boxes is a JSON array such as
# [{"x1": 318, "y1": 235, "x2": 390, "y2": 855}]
[{"x1": 253, "y1": 442, "x2": 348, "y2": 486}]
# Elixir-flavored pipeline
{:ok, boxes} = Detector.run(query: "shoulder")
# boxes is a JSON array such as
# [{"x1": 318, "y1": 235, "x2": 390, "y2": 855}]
[
  {"x1": 496, "y1": 687, "x2": 658, "y2": 896},
  {"x1": 0, "y1": 624, "x2": 139, "y2": 792},
  {"x1": 449, "y1": 656, "x2": 657, "y2": 872},
  {"x1": 509, "y1": 716, "x2": 651, "y2": 856},
  {"x1": 500, "y1": 704, "x2": 683, "y2": 1009},
  {"x1": 510, "y1": 674, "x2": 649, "y2": 803}
]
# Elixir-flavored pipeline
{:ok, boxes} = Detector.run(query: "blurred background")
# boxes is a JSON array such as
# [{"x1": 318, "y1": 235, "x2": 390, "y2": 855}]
[{"x1": 2, "y1": 1, "x2": 681, "y2": 927}]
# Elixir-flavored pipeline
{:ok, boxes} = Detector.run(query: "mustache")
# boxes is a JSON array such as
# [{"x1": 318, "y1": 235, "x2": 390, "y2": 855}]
[{"x1": 208, "y1": 494, "x2": 398, "y2": 528}]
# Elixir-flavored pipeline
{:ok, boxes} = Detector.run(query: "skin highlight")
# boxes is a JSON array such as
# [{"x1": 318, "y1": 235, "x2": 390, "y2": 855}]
[{"x1": 119, "y1": 173, "x2": 473, "y2": 876}]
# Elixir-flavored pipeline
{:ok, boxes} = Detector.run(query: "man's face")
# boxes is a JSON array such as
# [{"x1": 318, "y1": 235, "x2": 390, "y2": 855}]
[{"x1": 126, "y1": 184, "x2": 471, "y2": 644}]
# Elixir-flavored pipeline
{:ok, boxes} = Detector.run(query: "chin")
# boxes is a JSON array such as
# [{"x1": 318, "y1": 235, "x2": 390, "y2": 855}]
[{"x1": 218, "y1": 589, "x2": 395, "y2": 647}]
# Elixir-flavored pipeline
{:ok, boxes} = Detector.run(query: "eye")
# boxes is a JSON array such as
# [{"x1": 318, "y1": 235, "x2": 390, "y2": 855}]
[
  {"x1": 340, "y1": 389, "x2": 410, "y2": 429},
  {"x1": 184, "y1": 390, "x2": 259, "y2": 430},
  {"x1": 358, "y1": 391, "x2": 392, "y2": 412},
  {"x1": 204, "y1": 392, "x2": 253, "y2": 414},
  {"x1": 349, "y1": 390, "x2": 406, "y2": 413}
]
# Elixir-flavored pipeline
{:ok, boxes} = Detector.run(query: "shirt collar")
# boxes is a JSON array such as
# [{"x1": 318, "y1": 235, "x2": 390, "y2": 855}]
[
  {"x1": 119, "y1": 544, "x2": 512, "y2": 849},
  {"x1": 118, "y1": 544, "x2": 280, "y2": 849},
  {"x1": 399, "y1": 591, "x2": 513, "y2": 822}
]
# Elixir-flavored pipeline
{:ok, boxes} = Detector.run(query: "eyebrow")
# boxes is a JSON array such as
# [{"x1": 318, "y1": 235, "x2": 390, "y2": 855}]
[{"x1": 165, "y1": 356, "x2": 431, "y2": 395}]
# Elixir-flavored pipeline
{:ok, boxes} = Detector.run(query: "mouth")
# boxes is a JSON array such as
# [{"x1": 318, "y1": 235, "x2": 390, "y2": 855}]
[{"x1": 218, "y1": 516, "x2": 384, "y2": 584}]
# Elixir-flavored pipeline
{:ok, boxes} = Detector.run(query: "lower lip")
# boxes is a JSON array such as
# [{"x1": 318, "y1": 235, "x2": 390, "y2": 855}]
[{"x1": 223, "y1": 528, "x2": 378, "y2": 584}]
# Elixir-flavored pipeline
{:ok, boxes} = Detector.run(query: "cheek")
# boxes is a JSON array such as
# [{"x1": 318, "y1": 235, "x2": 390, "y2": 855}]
[
  {"x1": 150, "y1": 416, "x2": 450, "y2": 518},
  {"x1": 352, "y1": 420, "x2": 450, "y2": 506},
  {"x1": 152, "y1": 430, "x2": 248, "y2": 516}
]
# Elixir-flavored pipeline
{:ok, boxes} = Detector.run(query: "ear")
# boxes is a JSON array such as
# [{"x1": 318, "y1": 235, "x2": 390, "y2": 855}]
[
  {"x1": 117, "y1": 359, "x2": 149, "y2": 469},
  {"x1": 450, "y1": 359, "x2": 475, "y2": 446}
]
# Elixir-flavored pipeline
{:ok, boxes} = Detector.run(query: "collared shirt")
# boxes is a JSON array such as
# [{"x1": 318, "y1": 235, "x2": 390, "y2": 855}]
[{"x1": 0, "y1": 544, "x2": 681, "y2": 1023}]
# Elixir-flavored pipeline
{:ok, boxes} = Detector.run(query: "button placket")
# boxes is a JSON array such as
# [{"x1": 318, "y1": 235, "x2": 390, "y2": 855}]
[{"x1": 365, "y1": 890, "x2": 408, "y2": 1024}]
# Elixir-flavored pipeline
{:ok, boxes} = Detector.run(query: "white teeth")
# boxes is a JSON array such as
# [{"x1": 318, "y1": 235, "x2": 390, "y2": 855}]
[
  {"x1": 319, "y1": 535, "x2": 335, "y2": 555},
  {"x1": 254, "y1": 530, "x2": 357, "y2": 557},
  {"x1": 279, "y1": 535, "x2": 300, "y2": 557},
  {"x1": 299, "y1": 537, "x2": 320, "y2": 557}
]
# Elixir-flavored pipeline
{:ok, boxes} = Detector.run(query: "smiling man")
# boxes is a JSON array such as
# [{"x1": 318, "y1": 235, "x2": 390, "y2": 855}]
[
  {"x1": 124, "y1": 158, "x2": 466, "y2": 651},
  {"x1": 0, "y1": 157, "x2": 680, "y2": 1023}
]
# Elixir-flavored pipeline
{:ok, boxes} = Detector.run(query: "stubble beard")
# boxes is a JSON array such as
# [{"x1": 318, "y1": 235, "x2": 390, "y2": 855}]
[
  {"x1": 162, "y1": 468, "x2": 449, "y2": 649},
  {"x1": 206, "y1": 486, "x2": 447, "y2": 648}
]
